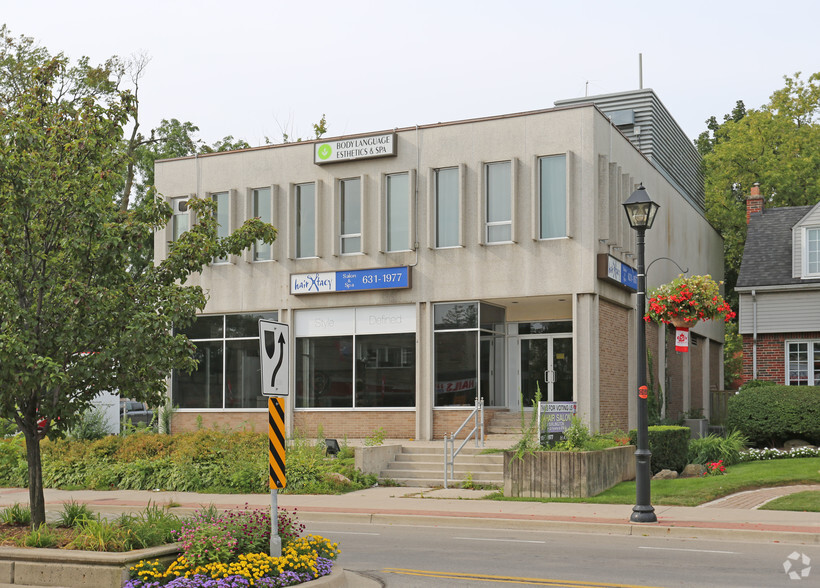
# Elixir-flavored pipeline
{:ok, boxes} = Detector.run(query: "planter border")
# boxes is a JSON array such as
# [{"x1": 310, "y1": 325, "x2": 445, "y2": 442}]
[{"x1": 503, "y1": 445, "x2": 635, "y2": 498}]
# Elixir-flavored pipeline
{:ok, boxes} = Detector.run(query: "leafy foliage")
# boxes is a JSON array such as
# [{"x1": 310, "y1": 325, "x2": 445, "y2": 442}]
[
  {"x1": 687, "y1": 431, "x2": 748, "y2": 466},
  {"x1": 727, "y1": 385, "x2": 820, "y2": 447},
  {"x1": 700, "y1": 72, "x2": 820, "y2": 307},
  {"x1": 629, "y1": 426, "x2": 690, "y2": 474},
  {"x1": 0, "y1": 27, "x2": 276, "y2": 527}
]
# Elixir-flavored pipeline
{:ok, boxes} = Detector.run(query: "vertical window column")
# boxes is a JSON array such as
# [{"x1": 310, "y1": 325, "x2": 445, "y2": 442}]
[
  {"x1": 435, "y1": 167, "x2": 459, "y2": 248},
  {"x1": 295, "y1": 182, "x2": 316, "y2": 258},
  {"x1": 212, "y1": 191, "x2": 230, "y2": 263},
  {"x1": 340, "y1": 177, "x2": 362, "y2": 254},
  {"x1": 485, "y1": 161, "x2": 511, "y2": 243},
  {"x1": 252, "y1": 187, "x2": 273, "y2": 261},
  {"x1": 386, "y1": 172, "x2": 410, "y2": 252},
  {"x1": 539, "y1": 155, "x2": 567, "y2": 239}
]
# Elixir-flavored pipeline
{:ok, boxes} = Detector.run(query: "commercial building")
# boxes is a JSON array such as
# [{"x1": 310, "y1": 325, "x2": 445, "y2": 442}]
[{"x1": 154, "y1": 89, "x2": 725, "y2": 439}]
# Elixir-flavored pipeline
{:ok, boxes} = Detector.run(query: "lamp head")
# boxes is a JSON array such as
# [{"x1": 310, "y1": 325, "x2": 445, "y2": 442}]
[{"x1": 623, "y1": 185, "x2": 660, "y2": 230}]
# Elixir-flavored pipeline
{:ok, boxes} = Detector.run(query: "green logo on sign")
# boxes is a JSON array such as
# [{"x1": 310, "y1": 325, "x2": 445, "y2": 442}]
[{"x1": 317, "y1": 144, "x2": 332, "y2": 160}]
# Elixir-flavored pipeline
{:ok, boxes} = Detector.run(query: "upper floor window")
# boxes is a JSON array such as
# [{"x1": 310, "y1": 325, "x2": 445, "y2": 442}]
[
  {"x1": 539, "y1": 155, "x2": 567, "y2": 239},
  {"x1": 295, "y1": 183, "x2": 316, "y2": 258},
  {"x1": 435, "y1": 167, "x2": 459, "y2": 248},
  {"x1": 486, "y1": 161, "x2": 511, "y2": 243},
  {"x1": 171, "y1": 197, "x2": 188, "y2": 241},
  {"x1": 806, "y1": 227, "x2": 820, "y2": 277},
  {"x1": 212, "y1": 191, "x2": 230, "y2": 263},
  {"x1": 252, "y1": 187, "x2": 272, "y2": 261},
  {"x1": 340, "y1": 177, "x2": 361, "y2": 254},
  {"x1": 386, "y1": 173, "x2": 410, "y2": 252}
]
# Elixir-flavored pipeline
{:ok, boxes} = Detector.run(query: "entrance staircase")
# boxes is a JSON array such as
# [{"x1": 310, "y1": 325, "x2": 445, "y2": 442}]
[
  {"x1": 379, "y1": 445, "x2": 504, "y2": 487},
  {"x1": 486, "y1": 409, "x2": 524, "y2": 435}
]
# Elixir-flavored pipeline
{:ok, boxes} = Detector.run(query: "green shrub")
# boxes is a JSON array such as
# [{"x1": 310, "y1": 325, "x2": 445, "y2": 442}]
[
  {"x1": 22, "y1": 524, "x2": 59, "y2": 548},
  {"x1": 67, "y1": 408, "x2": 112, "y2": 441},
  {"x1": 56, "y1": 500, "x2": 94, "y2": 528},
  {"x1": 727, "y1": 385, "x2": 820, "y2": 447},
  {"x1": 0, "y1": 503, "x2": 31, "y2": 525},
  {"x1": 687, "y1": 431, "x2": 748, "y2": 466},
  {"x1": 629, "y1": 426, "x2": 689, "y2": 474}
]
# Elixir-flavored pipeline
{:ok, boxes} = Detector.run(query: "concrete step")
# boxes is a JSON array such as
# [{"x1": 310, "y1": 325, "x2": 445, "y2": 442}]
[
  {"x1": 383, "y1": 462, "x2": 502, "y2": 474},
  {"x1": 378, "y1": 444, "x2": 505, "y2": 487},
  {"x1": 393, "y1": 452, "x2": 502, "y2": 463}
]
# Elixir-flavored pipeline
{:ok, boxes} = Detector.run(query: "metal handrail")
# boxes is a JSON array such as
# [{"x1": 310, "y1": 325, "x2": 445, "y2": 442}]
[{"x1": 443, "y1": 397, "x2": 484, "y2": 489}]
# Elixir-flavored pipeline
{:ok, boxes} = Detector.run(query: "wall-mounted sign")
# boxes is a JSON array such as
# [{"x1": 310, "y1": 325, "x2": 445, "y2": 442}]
[
  {"x1": 314, "y1": 132, "x2": 397, "y2": 165},
  {"x1": 291, "y1": 266, "x2": 410, "y2": 295},
  {"x1": 597, "y1": 253, "x2": 637, "y2": 292}
]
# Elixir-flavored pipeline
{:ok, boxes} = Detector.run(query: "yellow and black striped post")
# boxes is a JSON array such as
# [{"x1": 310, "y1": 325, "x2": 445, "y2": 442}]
[{"x1": 268, "y1": 397, "x2": 286, "y2": 489}]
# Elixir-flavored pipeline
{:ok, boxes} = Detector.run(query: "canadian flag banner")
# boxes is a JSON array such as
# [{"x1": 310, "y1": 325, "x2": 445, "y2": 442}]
[{"x1": 675, "y1": 327, "x2": 689, "y2": 353}]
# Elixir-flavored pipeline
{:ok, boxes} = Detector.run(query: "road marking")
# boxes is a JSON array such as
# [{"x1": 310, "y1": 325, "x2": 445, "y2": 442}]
[
  {"x1": 455, "y1": 536, "x2": 546, "y2": 544},
  {"x1": 638, "y1": 546, "x2": 738, "y2": 554},
  {"x1": 320, "y1": 530, "x2": 380, "y2": 536},
  {"x1": 383, "y1": 568, "x2": 666, "y2": 587}
]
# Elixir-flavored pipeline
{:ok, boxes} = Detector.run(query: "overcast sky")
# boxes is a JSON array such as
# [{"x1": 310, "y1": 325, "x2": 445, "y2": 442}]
[{"x1": 4, "y1": 1, "x2": 818, "y2": 146}]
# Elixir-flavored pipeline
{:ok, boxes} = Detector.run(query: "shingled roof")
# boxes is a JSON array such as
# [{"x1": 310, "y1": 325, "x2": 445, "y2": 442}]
[{"x1": 736, "y1": 205, "x2": 814, "y2": 288}]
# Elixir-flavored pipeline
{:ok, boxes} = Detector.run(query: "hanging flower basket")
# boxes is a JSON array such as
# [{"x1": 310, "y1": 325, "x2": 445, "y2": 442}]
[{"x1": 644, "y1": 274, "x2": 735, "y2": 326}]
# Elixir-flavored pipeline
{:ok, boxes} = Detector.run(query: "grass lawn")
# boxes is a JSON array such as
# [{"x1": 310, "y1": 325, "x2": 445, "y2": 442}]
[
  {"x1": 759, "y1": 491, "x2": 820, "y2": 512},
  {"x1": 490, "y1": 457, "x2": 820, "y2": 507}
]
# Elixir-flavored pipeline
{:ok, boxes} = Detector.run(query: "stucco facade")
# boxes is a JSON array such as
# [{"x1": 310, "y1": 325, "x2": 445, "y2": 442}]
[{"x1": 154, "y1": 95, "x2": 725, "y2": 439}]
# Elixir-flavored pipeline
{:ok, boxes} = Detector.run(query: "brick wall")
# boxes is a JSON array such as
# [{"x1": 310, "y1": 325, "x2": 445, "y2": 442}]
[
  {"x1": 598, "y1": 300, "x2": 630, "y2": 433},
  {"x1": 171, "y1": 410, "x2": 417, "y2": 439},
  {"x1": 433, "y1": 408, "x2": 502, "y2": 440},
  {"x1": 666, "y1": 329, "x2": 684, "y2": 419},
  {"x1": 689, "y1": 334, "x2": 703, "y2": 412},
  {"x1": 742, "y1": 331, "x2": 820, "y2": 385}
]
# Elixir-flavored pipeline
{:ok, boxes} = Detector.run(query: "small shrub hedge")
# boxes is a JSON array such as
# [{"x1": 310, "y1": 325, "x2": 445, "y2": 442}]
[
  {"x1": 629, "y1": 426, "x2": 689, "y2": 474},
  {"x1": 0, "y1": 430, "x2": 376, "y2": 494},
  {"x1": 726, "y1": 385, "x2": 820, "y2": 447},
  {"x1": 687, "y1": 430, "x2": 748, "y2": 466}
]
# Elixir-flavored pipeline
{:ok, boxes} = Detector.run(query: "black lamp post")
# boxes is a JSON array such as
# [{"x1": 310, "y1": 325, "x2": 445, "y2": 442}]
[{"x1": 622, "y1": 185, "x2": 660, "y2": 524}]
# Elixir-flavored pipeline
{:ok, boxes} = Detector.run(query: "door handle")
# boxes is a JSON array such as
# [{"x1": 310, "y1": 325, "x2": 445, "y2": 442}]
[{"x1": 544, "y1": 370, "x2": 549, "y2": 383}]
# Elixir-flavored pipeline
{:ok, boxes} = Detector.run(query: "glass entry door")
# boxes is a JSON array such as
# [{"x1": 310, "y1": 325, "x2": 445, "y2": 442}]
[{"x1": 519, "y1": 336, "x2": 573, "y2": 408}]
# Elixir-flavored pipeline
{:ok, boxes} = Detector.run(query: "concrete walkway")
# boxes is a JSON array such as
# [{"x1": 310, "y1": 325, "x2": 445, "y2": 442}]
[{"x1": 1, "y1": 483, "x2": 817, "y2": 547}]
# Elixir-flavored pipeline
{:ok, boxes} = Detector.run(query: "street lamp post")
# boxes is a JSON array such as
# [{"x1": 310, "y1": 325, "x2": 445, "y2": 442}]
[{"x1": 622, "y1": 185, "x2": 660, "y2": 524}]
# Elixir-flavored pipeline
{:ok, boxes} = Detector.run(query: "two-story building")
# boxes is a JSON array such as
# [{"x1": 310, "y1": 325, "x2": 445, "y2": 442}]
[
  {"x1": 737, "y1": 185, "x2": 820, "y2": 384},
  {"x1": 154, "y1": 89, "x2": 725, "y2": 440}
]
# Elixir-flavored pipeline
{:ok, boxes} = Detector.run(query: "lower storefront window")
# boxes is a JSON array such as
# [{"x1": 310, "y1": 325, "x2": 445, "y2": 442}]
[
  {"x1": 294, "y1": 306, "x2": 417, "y2": 409},
  {"x1": 172, "y1": 312, "x2": 277, "y2": 409},
  {"x1": 787, "y1": 340, "x2": 820, "y2": 385}
]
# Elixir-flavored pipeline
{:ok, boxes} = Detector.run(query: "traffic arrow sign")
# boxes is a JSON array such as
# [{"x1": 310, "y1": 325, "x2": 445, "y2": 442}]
[{"x1": 259, "y1": 319, "x2": 289, "y2": 397}]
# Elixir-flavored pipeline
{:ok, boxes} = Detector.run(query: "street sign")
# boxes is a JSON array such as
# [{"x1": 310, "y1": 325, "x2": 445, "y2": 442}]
[{"x1": 259, "y1": 319, "x2": 289, "y2": 397}]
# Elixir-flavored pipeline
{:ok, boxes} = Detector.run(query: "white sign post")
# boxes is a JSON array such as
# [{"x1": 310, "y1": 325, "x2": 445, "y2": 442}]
[{"x1": 259, "y1": 320, "x2": 290, "y2": 557}]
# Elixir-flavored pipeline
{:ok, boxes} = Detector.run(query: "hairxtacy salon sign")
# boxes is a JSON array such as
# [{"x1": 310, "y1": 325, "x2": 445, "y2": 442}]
[{"x1": 314, "y1": 132, "x2": 396, "y2": 165}]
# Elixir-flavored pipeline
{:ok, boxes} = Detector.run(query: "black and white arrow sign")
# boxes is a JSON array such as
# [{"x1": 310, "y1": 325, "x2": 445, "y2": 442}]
[{"x1": 259, "y1": 319, "x2": 289, "y2": 397}]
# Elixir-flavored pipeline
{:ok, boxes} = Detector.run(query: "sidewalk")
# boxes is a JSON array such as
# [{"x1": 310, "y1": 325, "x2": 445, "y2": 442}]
[{"x1": 1, "y1": 484, "x2": 817, "y2": 546}]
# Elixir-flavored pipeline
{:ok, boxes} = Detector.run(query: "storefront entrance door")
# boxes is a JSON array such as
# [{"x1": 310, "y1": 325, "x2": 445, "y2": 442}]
[{"x1": 519, "y1": 336, "x2": 573, "y2": 408}]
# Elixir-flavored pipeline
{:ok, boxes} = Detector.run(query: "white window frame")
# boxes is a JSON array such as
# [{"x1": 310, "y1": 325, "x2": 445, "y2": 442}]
[
  {"x1": 294, "y1": 182, "x2": 317, "y2": 259},
  {"x1": 251, "y1": 186, "x2": 274, "y2": 262},
  {"x1": 804, "y1": 226, "x2": 820, "y2": 278},
  {"x1": 433, "y1": 166, "x2": 461, "y2": 249},
  {"x1": 339, "y1": 177, "x2": 362, "y2": 255},
  {"x1": 484, "y1": 160, "x2": 512, "y2": 244},
  {"x1": 785, "y1": 339, "x2": 820, "y2": 385},
  {"x1": 385, "y1": 172, "x2": 412, "y2": 252},
  {"x1": 536, "y1": 153, "x2": 568, "y2": 240}
]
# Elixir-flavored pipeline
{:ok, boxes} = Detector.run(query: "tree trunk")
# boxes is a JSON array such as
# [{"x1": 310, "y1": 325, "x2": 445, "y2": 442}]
[{"x1": 21, "y1": 427, "x2": 45, "y2": 529}]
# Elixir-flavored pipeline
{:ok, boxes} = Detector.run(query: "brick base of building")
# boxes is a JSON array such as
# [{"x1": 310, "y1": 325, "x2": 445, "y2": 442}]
[{"x1": 742, "y1": 332, "x2": 820, "y2": 385}]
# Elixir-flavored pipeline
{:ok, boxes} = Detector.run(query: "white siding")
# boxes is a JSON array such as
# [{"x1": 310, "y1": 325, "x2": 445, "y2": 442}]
[
  {"x1": 795, "y1": 202, "x2": 820, "y2": 278},
  {"x1": 739, "y1": 290, "x2": 820, "y2": 334}
]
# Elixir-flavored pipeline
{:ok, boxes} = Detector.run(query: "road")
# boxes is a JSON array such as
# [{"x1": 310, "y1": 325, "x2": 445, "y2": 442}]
[{"x1": 310, "y1": 520, "x2": 817, "y2": 587}]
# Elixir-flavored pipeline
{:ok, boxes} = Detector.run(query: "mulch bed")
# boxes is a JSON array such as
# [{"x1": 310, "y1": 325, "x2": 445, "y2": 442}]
[{"x1": 0, "y1": 523, "x2": 76, "y2": 549}]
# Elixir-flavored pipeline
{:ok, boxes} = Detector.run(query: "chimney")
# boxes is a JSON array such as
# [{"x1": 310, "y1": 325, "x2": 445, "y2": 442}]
[{"x1": 746, "y1": 183, "x2": 763, "y2": 224}]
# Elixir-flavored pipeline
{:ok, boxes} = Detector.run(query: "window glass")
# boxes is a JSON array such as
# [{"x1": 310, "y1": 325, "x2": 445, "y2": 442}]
[
  {"x1": 479, "y1": 303, "x2": 506, "y2": 333},
  {"x1": 434, "y1": 302, "x2": 477, "y2": 330},
  {"x1": 213, "y1": 191, "x2": 230, "y2": 262},
  {"x1": 172, "y1": 198, "x2": 189, "y2": 241},
  {"x1": 435, "y1": 167, "x2": 459, "y2": 247},
  {"x1": 355, "y1": 333, "x2": 415, "y2": 407},
  {"x1": 340, "y1": 178, "x2": 361, "y2": 254},
  {"x1": 486, "y1": 161, "x2": 511, "y2": 243},
  {"x1": 253, "y1": 188, "x2": 272, "y2": 261},
  {"x1": 435, "y1": 331, "x2": 477, "y2": 406},
  {"x1": 517, "y1": 321, "x2": 573, "y2": 335},
  {"x1": 386, "y1": 173, "x2": 410, "y2": 252},
  {"x1": 295, "y1": 183, "x2": 316, "y2": 258},
  {"x1": 173, "y1": 340, "x2": 223, "y2": 408},
  {"x1": 172, "y1": 312, "x2": 278, "y2": 409},
  {"x1": 295, "y1": 336, "x2": 354, "y2": 408},
  {"x1": 539, "y1": 155, "x2": 567, "y2": 239},
  {"x1": 788, "y1": 342, "x2": 809, "y2": 385},
  {"x1": 808, "y1": 228, "x2": 820, "y2": 275}
]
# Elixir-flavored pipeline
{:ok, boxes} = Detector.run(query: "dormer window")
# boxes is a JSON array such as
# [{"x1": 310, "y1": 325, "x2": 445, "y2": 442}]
[{"x1": 805, "y1": 227, "x2": 820, "y2": 278}]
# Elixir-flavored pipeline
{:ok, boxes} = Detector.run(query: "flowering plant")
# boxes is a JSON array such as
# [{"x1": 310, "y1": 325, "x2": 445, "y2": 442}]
[
  {"x1": 703, "y1": 460, "x2": 726, "y2": 476},
  {"x1": 645, "y1": 274, "x2": 736, "y2": 326}
]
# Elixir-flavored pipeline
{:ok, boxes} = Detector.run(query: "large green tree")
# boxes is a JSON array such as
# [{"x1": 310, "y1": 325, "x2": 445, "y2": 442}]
[
  {"x1": 700, "y1": 72, "x2": 820, "y2": 305},
  {"x1": 0, "y1": 29, "x2": 275, "y2": 527}
]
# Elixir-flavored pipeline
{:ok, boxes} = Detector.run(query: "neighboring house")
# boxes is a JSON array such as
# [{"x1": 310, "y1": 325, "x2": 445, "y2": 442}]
[
  {"x1": 736, "y1": 185, "x2": 820, "y2": 385},
  {"x1": 154, "y1": 89, "x2": 725, "y2": 440}
]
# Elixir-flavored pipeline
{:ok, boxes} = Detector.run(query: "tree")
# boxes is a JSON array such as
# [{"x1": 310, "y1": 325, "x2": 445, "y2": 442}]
[
  {"x1": 0, "y1": 31, "x2": 276, "y2": 528},
  {"x1": 700, "y1": 72, "x2": 820, "y2": 306}
]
